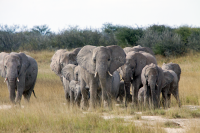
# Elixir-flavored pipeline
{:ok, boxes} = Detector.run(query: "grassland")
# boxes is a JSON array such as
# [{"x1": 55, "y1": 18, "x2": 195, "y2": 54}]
[{"x1": 0, "y1": 50, "x2": 200, "y2": 133}]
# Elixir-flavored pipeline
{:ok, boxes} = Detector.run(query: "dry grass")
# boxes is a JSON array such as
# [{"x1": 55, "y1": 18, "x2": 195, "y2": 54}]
[{"x1": 0, "y1": 50, "x2": 200, "y2": 132}]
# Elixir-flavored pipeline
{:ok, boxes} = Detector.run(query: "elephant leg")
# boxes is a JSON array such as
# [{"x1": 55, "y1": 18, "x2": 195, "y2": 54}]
[
  {"x1": 131, "y1": 77, "x2": 141, "y2": 105},
  {"x1": 171, "y1": 88, "x2": 181, "y2": 107},
  {"x1": 144, "y1": 85, "x2": 149, "y2": 108},
  {"x1": 23, "y1": 89, "x2": 32, "y2": 102},
  {"x1": 16, "y1": 77, "x2": 26, "y2": 104},
  {"x1": 167, "y1": 94, "x2": 171, "y2": 108},
  {"x1": 15, "y1": 89, "x2": 23, "y2": 105},
  {"x1": 161, "y1": 90, "x2": 168, "y2": 109},
  {"x1": 70, "y1": 90, "x2": 74, "y2": 107},
  {"x1": 89, "y1": 81, "x2": 98, "y2": 110},
  {"x1": 63, "y1": 79, "x2": 70, "y2": 103},
  {"x1": 80, "y1": 79, "x2": 88, "y2": 110},
  {"x1": 23, "y1": 80, "x2": 36, "y2": 102}
]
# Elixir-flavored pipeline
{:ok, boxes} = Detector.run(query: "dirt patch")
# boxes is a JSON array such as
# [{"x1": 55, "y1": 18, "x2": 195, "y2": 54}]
[{"x1": 0, "y1": 105, "x2": 24, "y2": 110}]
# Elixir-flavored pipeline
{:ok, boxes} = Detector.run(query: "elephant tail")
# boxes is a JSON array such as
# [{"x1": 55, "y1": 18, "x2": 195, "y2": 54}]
[{"x1": 33, "y1": 90, "x2": 37, "y2": 98}]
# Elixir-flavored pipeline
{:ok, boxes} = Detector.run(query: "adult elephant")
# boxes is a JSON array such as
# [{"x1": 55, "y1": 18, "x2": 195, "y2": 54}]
[
  {"x1": 77, "y1": 45, "x2": 126, "y2": 110},
  {"x1": 123, "y1": 45, "x2": 155, "y2": 56},
  {"x1": 0, "y1": 52, "x2": 38, "y2": 104},
  {"x1": 121, "y1": 51, "x2": 157, "y2": 106},
  {"x1": 141, "y1": 63, "x2": 173, "y2": 109},
  {"x1": 50, "y1": 48, "x2": 81, "y2": 102}
]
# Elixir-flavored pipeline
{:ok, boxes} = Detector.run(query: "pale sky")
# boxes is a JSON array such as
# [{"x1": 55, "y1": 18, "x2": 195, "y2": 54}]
[{"x1": 1, "y1": 0, "x2": 200, "y2": 32}]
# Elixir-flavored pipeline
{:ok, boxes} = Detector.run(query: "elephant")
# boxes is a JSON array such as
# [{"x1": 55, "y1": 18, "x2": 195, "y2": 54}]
[
  {"x1": 61, "y1": 64, "x2": 80, "y2": 102},
  {"x1": 61, "y1": 64, "x2": 89, "y2": 106},
  {"x1": 123, "y1": 45, "x2": 155, "y2": 56},
  {"x1": 50, "y1": 48, "x2": 81, "y2": 102},
  {"x1": 69, "y1": 80, "x2": 82, "y2": 107},
  {"x1": 77, "y1": 45, "x2": 126, "y2": 110},
  {"x1": 121, "y1": 51, "x2": 157, "y2": 106},
  {"x1": 141, "y1": 63, "x2": 174, "y2": 109},
  {"x1": 0, "y1": 52, "x2": 38, "y2": 104},
  {"x1": 162, "y1": 63, "x2": 181, "y2": 82},
  {"x1": 161, "y1": 69, "x2": 181, "y2": 108},
  {"x1": 138, "y1": 87, "x2": 144, "y2": 104}
]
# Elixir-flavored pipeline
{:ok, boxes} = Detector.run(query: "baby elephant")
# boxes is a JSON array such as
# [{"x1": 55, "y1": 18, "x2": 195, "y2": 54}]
[
  {"x1": 161, "y1": 69, "x2": 181, "y2": 108},
  {"x1": 69, "y1": 80, "x2": 82, "y2": 106},
  {"x1": 162, "y1": 63, "x2": 181, "y2": 82},
  {"x1": 138, "y1": 87, "x2": 145, "y2": 104}
]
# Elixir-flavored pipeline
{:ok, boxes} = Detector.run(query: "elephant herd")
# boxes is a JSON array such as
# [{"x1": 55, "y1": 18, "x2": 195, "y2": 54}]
[{"x1": 0, "y1": 45, "x2": 181, "y2": 110}]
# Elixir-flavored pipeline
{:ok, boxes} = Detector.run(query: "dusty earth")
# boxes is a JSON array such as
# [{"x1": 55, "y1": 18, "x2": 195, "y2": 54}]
[{"x1": 1, "y1": 104, "x2": 200, "y2": 133}]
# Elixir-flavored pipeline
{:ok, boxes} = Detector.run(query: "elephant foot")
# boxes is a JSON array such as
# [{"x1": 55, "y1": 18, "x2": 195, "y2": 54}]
[
  {"x1": 88, "y1": 107, "x2": 95, "y2": 112},
  {"x1": 80, "y1": 101, "x2": 88, "y2": 111}
]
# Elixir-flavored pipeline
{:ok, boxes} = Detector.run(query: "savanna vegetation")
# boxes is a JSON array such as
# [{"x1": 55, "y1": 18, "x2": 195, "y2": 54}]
[
  {"x1": 0, "y1": 50, "x2": 200, "y2": 132},
  {"x1": 0, "y1": 24, "x2": 200, "y2": 57},
  {"x1": 0, "y1": 23, "x2": 200, "y2": 132}
]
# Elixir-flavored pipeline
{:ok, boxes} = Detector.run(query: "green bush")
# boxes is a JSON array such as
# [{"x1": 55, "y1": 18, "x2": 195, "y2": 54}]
[
  {"x1": 137, "y1": 29, "x2": 186, "y2": 56},
  {"x1": 187, "y1": 30, "x2": 200, "y2": 51}
]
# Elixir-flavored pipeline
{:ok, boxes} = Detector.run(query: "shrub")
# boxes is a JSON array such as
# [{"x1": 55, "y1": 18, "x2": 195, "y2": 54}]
[
  {"x1": 187, "y1": 30, "x2": 200, "y2": 51},
  {"x1": 137, "y1": 29, "x2": 186, "y2": 56}
]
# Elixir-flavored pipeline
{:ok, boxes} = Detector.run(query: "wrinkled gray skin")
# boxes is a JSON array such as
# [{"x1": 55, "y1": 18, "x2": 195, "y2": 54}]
[
  {"x1": 141, "y1": 63, "x2": 173, "y2": 109},
  {"x1": 0, "y1": 52, "x2": 38, "y2": 104},
  {"x1": 116, "y1": 81, "x2": 132, "y2": 103},
  {"x1": 50, "y1": 48, "x2": 81, "y2": 102},
  {"x1": 110, "y1": 71, "x2": 120, "y2": 99},
  {"x1": 161, "y1": 69, "x2": 181, "y2": 108},
  {"x1": 162, "y1": 63, "x2": 181, "y2": 82},
  {"x1": 138, "y1": 87, "x2": 144, "y2": 104},
  {"x1": 123, "y1": 45, "x2": 155, "y2": 56},
  {"x1": 77, "y1": 45, "x2": 126, "y2": 110},
  {"x1": 121, "y1": 51, "x2": 157, "y2": 106},
  {"x1": 69, "y1": 80, "x2": 82, "y2": 107},
  {"x1": 61, "y1": 64, "x2": 81, "y2": 103}
]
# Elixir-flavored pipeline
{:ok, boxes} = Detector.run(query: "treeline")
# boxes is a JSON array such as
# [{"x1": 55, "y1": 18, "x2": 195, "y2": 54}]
[{"x1": 0, "y1": 23, "x2": 200, "y2": 56}]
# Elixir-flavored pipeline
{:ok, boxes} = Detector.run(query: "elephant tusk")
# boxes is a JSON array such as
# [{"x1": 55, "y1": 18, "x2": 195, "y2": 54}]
[
  {"x1": 17, "y1": 78, "x2": 19, "y2": 82},
  {"x1": 108, "y1": 71, "x2": 113, "y2": 76},
  {"x1": 4, "y1": 78, "x2": 7, "y2": 82},
  {"x1": 156, "y1": 83, "x2": 158, "y2": 87},
  {"x1": 94, "y1": 72, "x2": 98, "y2": 78}
]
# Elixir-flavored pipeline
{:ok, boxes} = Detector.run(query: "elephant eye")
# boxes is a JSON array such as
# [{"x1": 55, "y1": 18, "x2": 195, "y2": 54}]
[
  {"x1": 108, "y1": 59, "x2": 110, "y2": 61},
  {"x1": 93, "y1": 59, "x2": 96, "y2": 63},
  {"x1": 4, "y1": 66, "x2": 7, "y2": 69}
]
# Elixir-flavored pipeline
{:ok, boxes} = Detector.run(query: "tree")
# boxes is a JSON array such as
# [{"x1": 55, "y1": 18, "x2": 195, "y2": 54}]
[{"x1": 31, "y1": 25, "x2": 51, "y2": 35}]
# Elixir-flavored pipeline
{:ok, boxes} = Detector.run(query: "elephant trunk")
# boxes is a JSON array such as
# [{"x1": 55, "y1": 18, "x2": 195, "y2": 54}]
[
  {"x1": 124, "y1": 82, "x2": 131, "y2": 107},
  {"x1": 149, "y1": 83, "x2": 157, "y2": 109},
  {"x1": 7, "y1": 80, "x2": 16, "y2": 103},
  {"x1": 98, "y1": 71, "x2": 108, "y2": 107},
  {"x1": 97, "y1": 63, "x2": 111, "y2": 108}
]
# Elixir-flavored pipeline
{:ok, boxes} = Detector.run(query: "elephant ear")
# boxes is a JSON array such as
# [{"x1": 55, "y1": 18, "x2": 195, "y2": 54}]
[
  {"x1": 18, "y1": 52, "x2": 30, "y2": 77},
  {"x1": 0, "y1": 52, "x2": 9, "y2": 78},
  {"x1": 50, "y1": 49, "x2": 66, "y2": 75},
  {"x1": 61, "y1": 64, "x2": 76, "y2": 81},
  {"x1": 77, "y1": 45, "x2": 97, "y2": 74},
  {"x1": 134, "y1": 52, "x2": 147, "y2": 76},
  {"x1": 107, "y1": 45, "x2": 126, "y2": 74},
  {"x1": 161, "y1": 70, "x2": 174, "y2": 88},
  {"x1": 141, "y1": 65, "x2": 148, "y2": 85}
]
